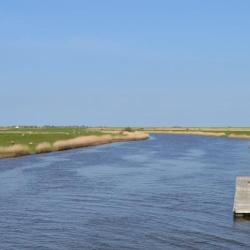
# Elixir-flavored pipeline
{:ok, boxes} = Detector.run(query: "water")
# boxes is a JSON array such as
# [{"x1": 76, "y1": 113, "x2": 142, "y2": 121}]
[{"x1": 0, "y1": 134, "x2": 250, "y2": 250}]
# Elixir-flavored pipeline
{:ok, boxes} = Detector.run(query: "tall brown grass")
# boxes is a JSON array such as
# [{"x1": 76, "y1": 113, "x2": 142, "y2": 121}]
[
  {"x1": 228, "y1": 134, "x2": 250, "y2": 139},
  {"x1": 53, "y1": 132, "x2": 149, "y2": 151},
  {"x1": 145, "y1": 130, "x2": 225, "y2": 137},
  {"x1": 111, "y1": 131, "x2": 149, "y2": 142},
  {"x1": 0, "y1": 132, "x2": 149, "y2": 159},
  {"x1": 53, "y1": 135, "x2": 113, "y2": 151},
  {"x1": 0, "y1": 144, "x2": 30, "y2": 158},
  {"x1": 35, "y1": 142, "x2": 52, "y2": 153}
]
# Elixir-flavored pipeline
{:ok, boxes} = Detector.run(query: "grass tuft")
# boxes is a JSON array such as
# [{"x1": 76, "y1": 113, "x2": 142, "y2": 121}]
[
  {"x1": 35, "y1": 142, "x2": 52, "y2": 153},
  {"x1": 0, "y1": 144, "x2": 30, "y2": 158}
]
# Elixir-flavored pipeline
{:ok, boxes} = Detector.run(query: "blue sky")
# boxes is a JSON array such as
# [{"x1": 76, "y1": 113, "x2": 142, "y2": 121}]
[{"x1": 0, "y1": 0, "x2": 249, "y2": 127}]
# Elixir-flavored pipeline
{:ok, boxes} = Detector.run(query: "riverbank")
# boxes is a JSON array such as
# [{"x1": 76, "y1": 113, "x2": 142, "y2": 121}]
[
  {"x1": 142, "y1": 128, "x2": 250, "y2": 140},
  {"x1": 91, "y1": 127, "x2": 250, "y2": 140},
  {"x1": 2, "y1": 126, "x2": 250, "y2": 159},
  {"x1": 0, "y1": 128, "x2": 149, "y2": 159}
]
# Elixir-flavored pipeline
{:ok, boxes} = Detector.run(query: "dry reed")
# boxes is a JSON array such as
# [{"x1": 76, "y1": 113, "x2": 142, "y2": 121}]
[
  {"x1": 53, "y1": 132, "x2": 149, "y2": 151},
  {"x1": 0, "y1": 144, "x2": 30, "y2": 158},
  {"x1": 0, "y1": 132, "x2": 149, "y2": 159},
  {"x1": 35, "y1": 142, "x2": 52, "y2": 153}
]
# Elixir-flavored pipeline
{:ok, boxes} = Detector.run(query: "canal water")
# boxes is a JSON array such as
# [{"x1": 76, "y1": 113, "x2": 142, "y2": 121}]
[{"x1": 0, "y1": 134, "x2": 250, "y2": 249}]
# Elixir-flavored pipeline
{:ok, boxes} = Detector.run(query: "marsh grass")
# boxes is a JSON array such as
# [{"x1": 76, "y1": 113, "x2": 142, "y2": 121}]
[
  {"x1": 140, "y1": 128, "x2": 250, "y2": 138},
  {"x1": 0, "y1": 127, "x2": 149, "y2": 158},
  {"x1": 35, "y1": 142, "x2": 53, "y2": 153},
  {"x1": 53, "y1": 135, "x2": 112, "y2": 151},
  {"x1": 0, "y1": 128, "x2": 103, "y2": 149},
  {"x1": 0, "y1": 144, "x2": 30, "y2": 158},
  {"x1": 53, "y1": 132, "x2": 149, "y2": 151}
]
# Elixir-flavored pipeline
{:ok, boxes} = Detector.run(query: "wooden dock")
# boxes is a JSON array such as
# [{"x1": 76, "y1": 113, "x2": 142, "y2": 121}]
[{"x1": 233, "y1": 177, "x2": 250, "y2": 216}]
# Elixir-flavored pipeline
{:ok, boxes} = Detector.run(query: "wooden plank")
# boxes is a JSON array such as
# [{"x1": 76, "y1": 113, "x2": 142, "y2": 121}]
[{"x1": 233, "y1": 177, "x2": 250, "y2": 215}]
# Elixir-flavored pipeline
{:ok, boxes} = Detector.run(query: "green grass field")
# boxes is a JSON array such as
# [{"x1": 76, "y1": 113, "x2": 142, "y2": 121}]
[
  {"x1": 0, "y1": 127, "x2": 105, "y2": 153},
  {"x1": 0, "y1": 127, "x2": 149, "y2": 158}
]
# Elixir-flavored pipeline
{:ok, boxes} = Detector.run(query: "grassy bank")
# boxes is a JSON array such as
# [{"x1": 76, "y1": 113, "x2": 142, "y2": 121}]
[
  {"x1": 139, "y1": 127, "x2": 250, "y2": 139},
  {"x1": 0, "y1": 127, "x2": 149, "y2": 159},
  {"x1": 93, "y1": 127, "x2": 250, "y2": 140},
  {"x1": 2, "y1": 126, "x2": 249, "y2": 159}
]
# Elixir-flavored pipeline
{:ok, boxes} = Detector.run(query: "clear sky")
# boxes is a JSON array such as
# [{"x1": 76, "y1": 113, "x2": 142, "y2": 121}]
[{"x1": 1, "y1": 0, "x2": 249, "y2": 127}]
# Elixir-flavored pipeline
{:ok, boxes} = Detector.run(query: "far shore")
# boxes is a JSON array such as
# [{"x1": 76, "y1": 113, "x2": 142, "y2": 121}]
[
  {"x1": 0, "y1": 130, "x2": 149, "y2": 159},
  {"x1": 92, "y1": 127, "x2": 250, "y2": 140},
  {"x1": 141, "y1": 129, "x2": 250, "y2": 140}
]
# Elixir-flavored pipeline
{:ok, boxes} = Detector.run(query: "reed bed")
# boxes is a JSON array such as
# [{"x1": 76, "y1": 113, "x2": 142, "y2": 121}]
[
  {"x1": 0, "y1": 132, "x2": 149, "y2": 159},
  {"x1": 53, "y1": 132, "x2": 149, "y2": 151},
  {"x1": 0, "y1": 144, "x2": 30, "y2": 158},
  {"x1": 35, "y1": 142, "x2": 52, "y2": 153}
]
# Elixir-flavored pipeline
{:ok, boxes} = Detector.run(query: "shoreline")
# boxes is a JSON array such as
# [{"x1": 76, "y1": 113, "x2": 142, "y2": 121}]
[
  {"x1": 0, "y1": 132, "x2": 149, "y2": 159},
  {"x1": 1, "y1": 127, "x2": 250, "y2": 159},
  {"x1": 144, "y1": 130, "x2": 250, "y2": 140}
]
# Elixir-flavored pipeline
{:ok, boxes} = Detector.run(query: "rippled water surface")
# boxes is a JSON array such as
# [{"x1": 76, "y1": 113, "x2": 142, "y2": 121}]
[{"x1": 1, "y1": 135, "x2": 250, "y2": 249}]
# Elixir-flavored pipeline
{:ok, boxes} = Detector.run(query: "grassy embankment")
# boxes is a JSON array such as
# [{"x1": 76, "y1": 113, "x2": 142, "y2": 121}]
[
  {"x1": 0, "y1": 127, "x2": 149, "y2": 159},
  {"x1": 137, "y1": 127, "x2": 250, "y2": 139},
  {"x1": 93, "y1": 127, "x2": 250, "y2": 139},
  {"x1": 1, "y1": 126, "x2": 249, "y2": 159}
]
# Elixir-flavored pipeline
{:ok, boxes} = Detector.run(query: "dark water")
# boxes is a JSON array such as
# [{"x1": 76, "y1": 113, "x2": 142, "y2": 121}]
[{"x1": 1, "y1": 135, "x2": 250, "y2": 250}]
